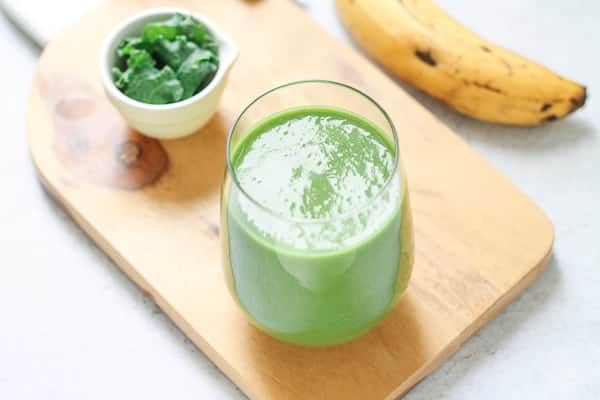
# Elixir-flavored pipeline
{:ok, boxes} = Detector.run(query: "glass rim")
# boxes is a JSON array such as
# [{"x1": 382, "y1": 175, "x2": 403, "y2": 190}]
[{"x1": 226, "y1": 79, "x2": 400, "y2": 224}]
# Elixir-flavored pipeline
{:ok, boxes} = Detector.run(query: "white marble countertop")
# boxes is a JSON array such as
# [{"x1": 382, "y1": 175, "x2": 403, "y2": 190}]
[{"x1": 1, "y1": 0, "x2": 598, "y2": 398}]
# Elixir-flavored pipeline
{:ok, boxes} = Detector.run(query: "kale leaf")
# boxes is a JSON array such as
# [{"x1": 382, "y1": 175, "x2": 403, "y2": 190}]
[
  {"x1": 153, "y1": 35, "x2": 198, "y2": 70},
  {"x1": 112, "y1": 12, "x2": 220, "y2": 104},
  {"x1": 113, "y1": 48, "x2": 155, "y2": 90},
  {"x1": 116, "y1": 37, "x2": 149, "y2": 58},
  {"x1": 141, "y1": 14, "x2": 182, "y2": 44},
  {"x1": 177, "y1": 49, "x2": 218, "y2": 99},
  {"x1": 176, "y1": 14, "x2": 219, "y2": 53},
  {"x1": 125, "y1": 66, "x2": 184, "y2": 104}
]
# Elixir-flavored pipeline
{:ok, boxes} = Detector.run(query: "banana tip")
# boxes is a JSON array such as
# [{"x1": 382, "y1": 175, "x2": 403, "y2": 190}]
[{"x1": 570, "y1": 86, "x2": 587, "y2": 112}]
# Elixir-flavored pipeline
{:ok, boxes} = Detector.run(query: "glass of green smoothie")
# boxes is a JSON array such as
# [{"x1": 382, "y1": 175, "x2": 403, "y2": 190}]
[{"x1": 221, "y1": 80, "x2": 413, "y2": 347}]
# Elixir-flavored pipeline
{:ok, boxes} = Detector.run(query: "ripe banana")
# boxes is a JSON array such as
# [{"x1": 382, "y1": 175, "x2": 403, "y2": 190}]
[{"x1": 336, "y1": 0, "x2": 586, "y2": 126}]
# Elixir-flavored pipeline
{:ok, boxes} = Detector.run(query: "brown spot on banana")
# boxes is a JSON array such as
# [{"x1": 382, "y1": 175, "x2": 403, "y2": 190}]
[
  {"x1": 415, "y1": 50, "x2": 437, "y2": 67},
  {"x1": 471, "y1": 81, "x2": 504, "y2": 94},
  {"x1": 540, "y1": 103, "x2": 552, "y2": 112},
  {"x1": 499, "y1": 58, "x2": 514, "y2": 76},
  {"x1": 560, "y1": 86, "x2": 588, "y2": 117},
  {"x1": 542, "y1": 115, "x2": 558, "y2": 123},
  {"x1": 570, "y1": 87, "x2": 587, "y2": 109},
  {"x1": 459, "y1": 78, "x2": 504, "y2": 95}
]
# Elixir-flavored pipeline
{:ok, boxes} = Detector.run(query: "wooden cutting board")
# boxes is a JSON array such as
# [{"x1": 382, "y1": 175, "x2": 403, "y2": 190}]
[{"x1": 25, "y1": 0, "x2": 553, "y2": 399}]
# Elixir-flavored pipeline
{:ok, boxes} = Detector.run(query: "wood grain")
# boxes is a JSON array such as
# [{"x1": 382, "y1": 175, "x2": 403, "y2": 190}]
[
  {"x1": 26, "y1": 1, "x2": 553, "y2": 399},
  {"x1": 43, "y1": 78, "x2": 169, "y2": 189}
]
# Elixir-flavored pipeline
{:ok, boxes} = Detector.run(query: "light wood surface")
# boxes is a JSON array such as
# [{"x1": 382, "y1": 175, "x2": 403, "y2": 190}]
[{"x1": 25, "y1": 1, "x2": 553, "y2": 399}]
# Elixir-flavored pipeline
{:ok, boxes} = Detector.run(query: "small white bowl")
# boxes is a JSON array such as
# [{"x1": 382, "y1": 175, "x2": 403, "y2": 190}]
[{"x1": 100, "y1": 8, "x2": 238, "y2": 140}]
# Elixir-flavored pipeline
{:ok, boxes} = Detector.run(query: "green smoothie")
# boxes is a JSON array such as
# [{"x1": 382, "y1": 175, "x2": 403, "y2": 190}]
[{"x1": 223, "y1": 106, "x2": 413, "y2": 346}]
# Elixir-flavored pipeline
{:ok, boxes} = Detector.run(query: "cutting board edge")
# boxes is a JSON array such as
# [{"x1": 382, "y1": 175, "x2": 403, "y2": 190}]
[
  {"x1": 26, "y1": 149, "x2": 263, "y2": 399},
  {"x1": 385, "y1": 245, "x2": 552, "y2": 399}
]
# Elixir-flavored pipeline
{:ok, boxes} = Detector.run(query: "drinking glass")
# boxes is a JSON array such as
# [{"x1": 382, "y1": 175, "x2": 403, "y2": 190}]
[{"x1": 221, "y1": 80, "x2": 413, "y2": 346}]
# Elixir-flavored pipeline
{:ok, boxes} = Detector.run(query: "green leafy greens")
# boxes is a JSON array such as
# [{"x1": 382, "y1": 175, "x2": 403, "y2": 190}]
[{"x1": 112, "y1": 13, "x2": 219, "y2": 104}]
